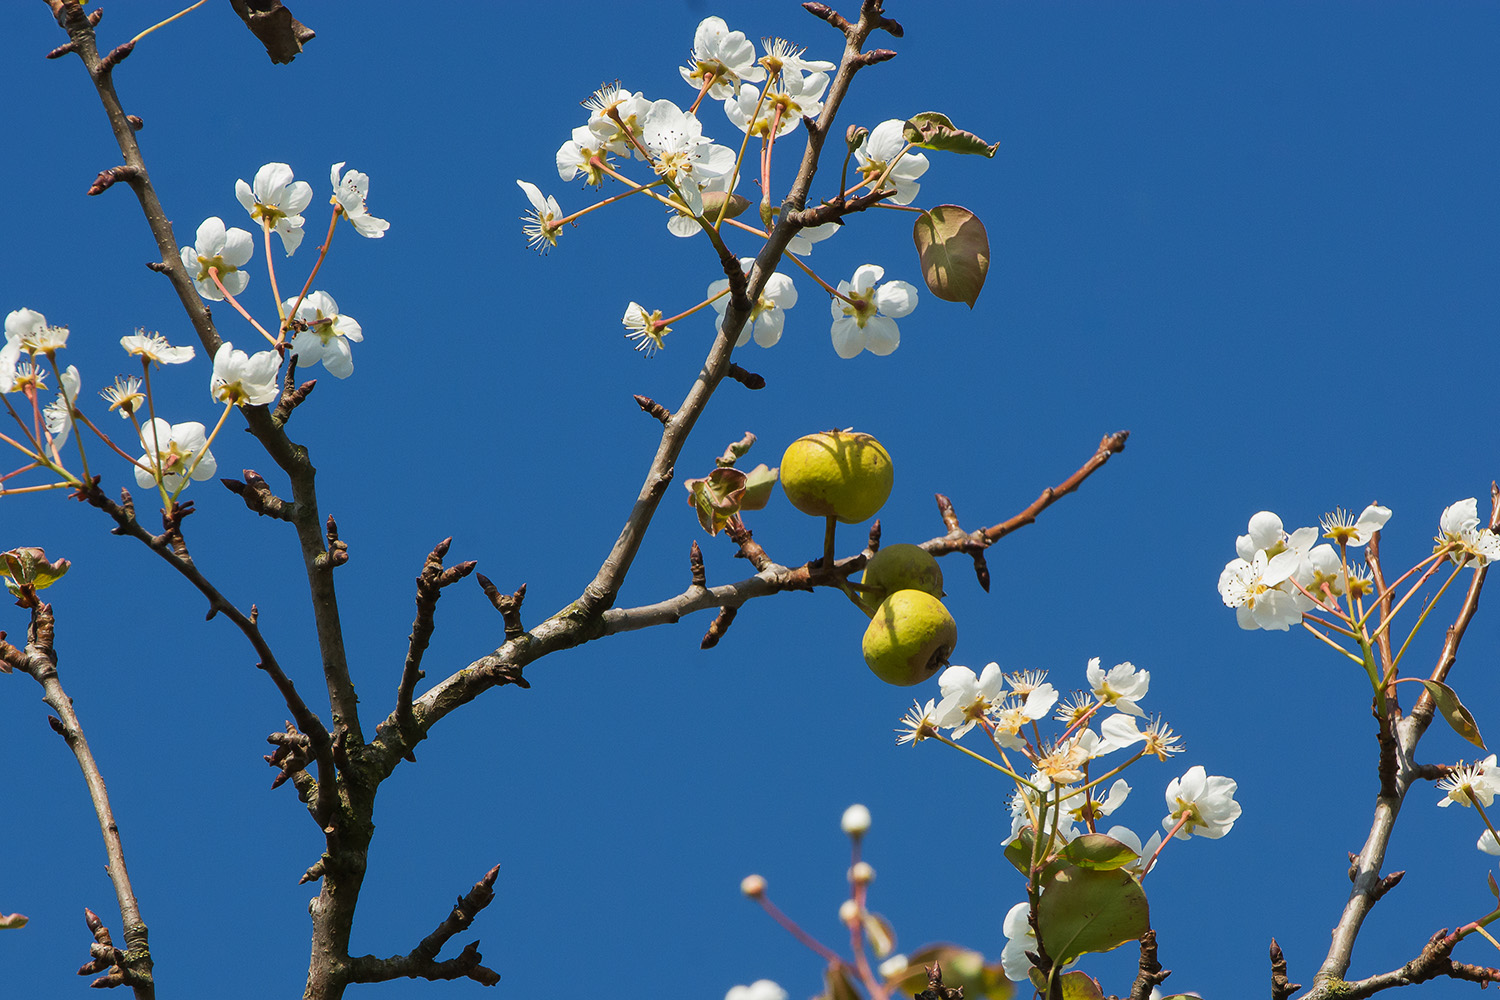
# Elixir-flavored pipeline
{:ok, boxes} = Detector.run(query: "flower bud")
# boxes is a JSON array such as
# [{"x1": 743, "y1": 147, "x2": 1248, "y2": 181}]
[
  {"x1": 841, "y1": 803, "x2": 872, "y2": 837},
  {"x1": 740, "y1": 874, "x2": 767, "y2": 898},
  {"x1": 849, "y1": 861, "x2": 875, "y2": 886},
  {"x1": 846, "y1": 124, "x2": 870, "y2": 151},
  {"x1": 838, "y1": 899, "x2": 860, "y2": 925}
]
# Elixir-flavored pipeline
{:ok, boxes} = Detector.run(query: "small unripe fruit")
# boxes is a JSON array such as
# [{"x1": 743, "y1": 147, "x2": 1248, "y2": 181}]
[
  {"x1": 780, "y1": 430, "x2": 893, "y2": 524},
  {"x1": 857, "y1": 543, "x2": 943, "y2": 615},
  {"x1": 862, "y1": 590, "x2": 957, "y2": 686}
]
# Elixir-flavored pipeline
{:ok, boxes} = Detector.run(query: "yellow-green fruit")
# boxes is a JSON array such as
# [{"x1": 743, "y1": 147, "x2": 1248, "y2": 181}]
[
  {"x1": 857, "y1": 543, "x2": 944, "y2": 616},
  {"x1": 780, "y1": 430, "x2": 893, "y2": 524},
  {"x1": 862, "y1": 589, "x2": 957, "y2": 686}
]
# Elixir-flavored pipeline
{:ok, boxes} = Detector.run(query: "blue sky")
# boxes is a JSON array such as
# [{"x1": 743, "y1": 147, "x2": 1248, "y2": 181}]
[{"x1": 2, "y1": 2, "x2": 1499, "y2": 998}]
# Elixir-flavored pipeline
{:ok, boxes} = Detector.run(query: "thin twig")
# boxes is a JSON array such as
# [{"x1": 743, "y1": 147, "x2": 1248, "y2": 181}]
[
  {"x1": 346, "y1": 865, "x2": 502, "y2": 985},
  {"x1": 15, "y1": 606, "x2": 155, "y2": 999}
]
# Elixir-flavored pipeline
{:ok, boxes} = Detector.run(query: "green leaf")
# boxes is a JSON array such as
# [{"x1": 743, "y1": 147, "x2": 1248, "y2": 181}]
[
  {"x1": 699, "y1": 190, "x2": 751, "y2": 222},
  {"x1": 684, "y1": 467, "x2": 747, "y2": 536},
  {"x1": 819, "y1": 962, "x2": 861, "y2": 1000},
  {"x1": 913, "y1": 206, "x2": 989, "y2": 308},
  {"x1": 902, "y1": 112, "x2": 1000, "y2": 157},
  {"x1": 863, "y1": 910, "x2": 897, "y2": 958},
  {"x1": 739, "y1": 464, "x2": 779, "y2": 512},
  {"x1": 1420, "y1": 679, "x2": 1487, "y2": 749},
  {"x1": 1003, "y1": 828, "x2": 1068, "y2": 887},
  {"x1": 899, "y1": 945, "x2": 1013, "y2": 1000},
  {"x1": 1003, "y1": 829, "x2": 1033, "y2": 876},
  {"x1": 1061, "y1": 834, "x2": 1140, "y2": 872},
  {"x1": 2, "y1": 547, "x2": 70, "y2": 590},
  {"x1": 1489, "y1": 870, "x2": 1498, "y2": 900},
  {"x1": 1058, "y1": 970, "x2": 1105, "y2": 1000},
  {"x1": 1036, "y1": 866, "x2": 1150, "y2": 967}
]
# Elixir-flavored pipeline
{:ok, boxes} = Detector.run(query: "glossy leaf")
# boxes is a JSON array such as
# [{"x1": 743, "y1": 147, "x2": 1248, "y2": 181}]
[
  {"x1": 902, "y1": 112, "x2": 1000, "y2": 157},
  {"x1": 1037, "y1": 867, "x2": 1150, "y2": 967},
  {"x1": 1421, "y1": 679, "x2": 1486, "y2": 749},
  {"x1": 914, "y1": 206, "x2": 989, "y2": 308},
  {"x1": 1058, "y1": 970, "x2": 1105, "y2": 1000},
  {"x1": 1062, "y1": 834, "x2": 1140, "y2": 872},
  {"x1": 1004, "y1": 828, "x2": 1068, "y2": 886}
]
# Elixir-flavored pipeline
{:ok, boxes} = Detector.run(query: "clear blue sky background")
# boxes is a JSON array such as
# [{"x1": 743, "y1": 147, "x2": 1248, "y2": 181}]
[{"x1": 2, "y1": 2, "x2": 1499, "y2": 998}]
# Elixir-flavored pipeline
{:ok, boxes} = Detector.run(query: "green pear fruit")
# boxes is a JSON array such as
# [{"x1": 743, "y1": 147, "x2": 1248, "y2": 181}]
[
  {"x1": 862, "y1": 589, "x2": 957, "y2": 686},
  {"x1": 780, "y1": 429, "x2": 893, "y2": 524},
  {"x1": 854, "y1": 543, "x2": 944, "y2": 616}
]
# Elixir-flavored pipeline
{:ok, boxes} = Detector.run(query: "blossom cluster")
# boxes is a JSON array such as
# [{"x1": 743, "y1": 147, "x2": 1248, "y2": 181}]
[
  {"x1": 1218, "y1": 499, "x2": 1500, "y2": 633},
  {"x1": 0, "y1": 160, "x2": 387, "y2": 505},
  {"x1": 893, "y1": 655, "x2": 1239, "y2": 983},
  {"x1": 520, "y1": 15, "x2": 930, "y2": 360},
  {"x1": 1216, "y1": 505, "x2": 1388, "y2": 631}
]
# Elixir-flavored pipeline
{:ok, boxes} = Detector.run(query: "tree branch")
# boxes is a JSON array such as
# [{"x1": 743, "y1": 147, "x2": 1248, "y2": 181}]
[
  {"x1": 395, "y1": 539, "x2": 476, "y2": 761},
  {"x1": 1308, "y1": 490, "x2": 1497, "y2": 991},
  {"x1": 346, "y1": 865, "x2": 502, "y2": 986},
  {"x1": 49, "y1": 0, "x2": 363, "y2": 750},
  {"x1": 363, "y1": 429, "x2": 1128, "y2": 777},
  {"x1": 10, "y1": 605, "x2": 155, "y2": 999},
  {"x1": 77, "y1": 484, "x2": 338, "y2": 821},
  {"x1": 982, "y1": 431, "x2": 1130, "y2": 544}
]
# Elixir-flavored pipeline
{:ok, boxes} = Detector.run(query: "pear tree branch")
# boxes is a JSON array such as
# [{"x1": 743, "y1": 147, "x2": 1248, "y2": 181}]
[
  {"x1": 1304, "y1": 488, "x2": 1498, "y2": 996},
  {"x1": 6, "y1": 605, "x2": 155, "y2": 999}
]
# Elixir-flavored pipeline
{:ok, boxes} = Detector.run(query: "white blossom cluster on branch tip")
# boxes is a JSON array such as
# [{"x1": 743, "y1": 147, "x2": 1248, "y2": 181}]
[
  {"x1": 520, "y1": 16, "x2": 941, "y2": 360},
  {"x1": 893, "y1": 655, "x2": 1239, "y2": 984},
  {"x1": 1436, "y1": 497, "x2": 1500, "y2": 568},
  {"x1": 1217, "y1": 505, "x2": 1388, "y2": 631},
  {"x1": 0, "y1": 162, "x2": 386, "y2": 503}
]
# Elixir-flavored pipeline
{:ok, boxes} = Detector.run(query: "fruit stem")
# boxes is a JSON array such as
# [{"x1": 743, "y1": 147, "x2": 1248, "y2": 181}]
[
  {"x1": 838, "y1": 579, "x2": 879, "y2": 617},
  {"x1": 823, "y1": 515, "x2": 837, "y2": 577}
]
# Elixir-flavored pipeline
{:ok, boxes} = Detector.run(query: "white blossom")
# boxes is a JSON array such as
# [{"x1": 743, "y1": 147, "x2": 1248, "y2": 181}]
[
  {"x1": 707, "y1": 258, "x2": 798, "y2": 348},
  {"x1": 330, "y1": 162, "x2": 389, "y2": 238},
  {"x1": 829, "y1": 264, "x2": 917, "y2": 358},
  {"x1": 1163, "y1": 765, "x2": 1241, "y2": 840},
  {"x1": 210, "y1": 342, "x2": 280, "y2": 407},
  {"x1": 236, "y1": 162, "x2": 313, "y2": 255},
  {"x1": 854, "y1": 119, "x2": 929, "y2": 205},
  {"x1": 1437, "y1": 499, "x2": 1500, "y2": 568},
  {"x1": 136, "y1": 418, "x2": 216, "y2": 492},
  {"x1": 180, "y1": 217, "x2": 253, "y2": 301},
  {"x1": 679, "y1": 17, "x2": 765, "y2": 100}
]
